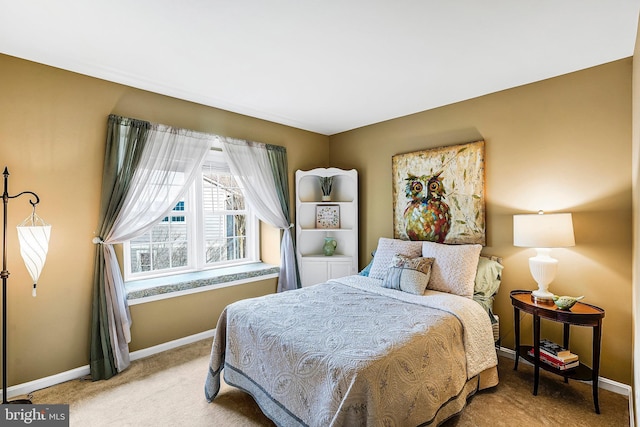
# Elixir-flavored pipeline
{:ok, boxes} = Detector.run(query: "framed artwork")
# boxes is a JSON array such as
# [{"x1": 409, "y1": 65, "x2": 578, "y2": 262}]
[
  {"x1": 392, "y1": 140, "x2": 486, "y2": 245},
  {"x1": 316, "y1": 205, "x2": 340, "y2": 229}
]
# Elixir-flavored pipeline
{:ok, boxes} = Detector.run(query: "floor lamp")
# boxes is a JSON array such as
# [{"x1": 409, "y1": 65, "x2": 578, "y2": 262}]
[{"x1": 1, "y1": 167, "x2": 51, "y2": 404}]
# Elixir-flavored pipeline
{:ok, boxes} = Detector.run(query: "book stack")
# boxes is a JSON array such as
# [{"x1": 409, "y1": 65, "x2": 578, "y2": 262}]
[{"x1": 528, "y1": 339, "x2": 579, "y2": 370}]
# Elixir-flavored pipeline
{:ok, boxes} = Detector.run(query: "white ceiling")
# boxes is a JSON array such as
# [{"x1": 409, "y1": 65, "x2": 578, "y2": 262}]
[{"x1": 1, "y1": 1, "x2": 639, "y2": 135}]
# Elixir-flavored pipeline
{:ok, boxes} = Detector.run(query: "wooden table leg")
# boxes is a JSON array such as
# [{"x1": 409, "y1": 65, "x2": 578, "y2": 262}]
[
  {"x1": 593, "y1": 322, "x2": 602, "y2": 414},
  {"x1": 563, "y1": 323, "x2": 570, "y2": 384},
  {"x1": 533, "y1": 314, "x2": 540, "y2": 396},
  {"x1": 514, "y1": 306, "x2": 520, "y2": 370}
]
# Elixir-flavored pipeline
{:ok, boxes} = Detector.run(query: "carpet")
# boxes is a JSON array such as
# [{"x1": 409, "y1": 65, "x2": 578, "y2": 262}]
[{"x1": 24, "y1": 339, "x2": 629, "y2": 426}]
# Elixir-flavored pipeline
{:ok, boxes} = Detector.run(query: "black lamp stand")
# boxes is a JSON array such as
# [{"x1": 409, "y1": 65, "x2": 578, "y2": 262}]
[{"x1": 1, "y1": 167, "x2": 39, "y2": 404}]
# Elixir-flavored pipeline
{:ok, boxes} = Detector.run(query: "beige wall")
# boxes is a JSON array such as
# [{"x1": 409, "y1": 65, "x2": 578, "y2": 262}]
[
  {"x1": 0, "y1": 52, "x2": 633, "y2": 388},
  {"x1": 128, "y1": 278, "x2": 276, "y2": 351},
  {"x1": 330, "y1": 59, "x2": 633, "y2": 385},
  {"x1": 632, "y1": 18, "x2": 640, "y2": 422},
  {"x1": 0, "y1": 53, "x2": 329, "y2": 386}
]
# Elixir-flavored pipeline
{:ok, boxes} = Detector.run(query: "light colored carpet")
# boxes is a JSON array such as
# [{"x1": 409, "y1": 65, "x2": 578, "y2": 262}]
[{"x1": 23, "y1": 339, "x2": 629, "y2": 426}]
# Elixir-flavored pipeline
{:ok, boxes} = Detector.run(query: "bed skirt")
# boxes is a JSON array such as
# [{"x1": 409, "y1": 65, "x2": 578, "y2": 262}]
[
  {"x1": 222, "y1": 364, "x2": 498, "y2": 427},
  {"x1": 426, "y1": 366, "x2": 498, "y2": 426}
]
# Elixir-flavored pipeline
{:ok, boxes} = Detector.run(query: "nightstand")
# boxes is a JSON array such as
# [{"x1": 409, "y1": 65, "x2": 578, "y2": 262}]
[{"x1": 510, "y1": 290, "x2": 605, "y2": 414}]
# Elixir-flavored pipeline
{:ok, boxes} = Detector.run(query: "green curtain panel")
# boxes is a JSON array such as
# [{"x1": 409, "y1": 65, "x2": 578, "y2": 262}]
[
  {"x1": 90, "y1": 115, "x2": 150, "y2": 380},
  {"x1": 266, "y1": 144, "x2": 301, "y2": 289}
]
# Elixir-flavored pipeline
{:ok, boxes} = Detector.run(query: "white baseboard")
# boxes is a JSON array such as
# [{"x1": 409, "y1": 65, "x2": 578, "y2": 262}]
[
  {"x1": 129, "y1": 329, "x2": 215, "y2": 361},
  {"x1": 0, "y1": 329, "x2": 216, "y2": 400},
  {"x1": 1, "y1": 365, "x2": 91, "y2": 401}
]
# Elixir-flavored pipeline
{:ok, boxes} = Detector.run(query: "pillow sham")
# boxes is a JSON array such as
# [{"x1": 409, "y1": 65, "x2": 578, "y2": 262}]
[
  {"x1": 382, "y1": 254, "x2": 434, "y2": 295},
  {"x1": 422, "y1": 241, "x2": 482, "y2": 298},
  {"x1": 368, "y1": 237, "x2": 423, "y2": 280}
]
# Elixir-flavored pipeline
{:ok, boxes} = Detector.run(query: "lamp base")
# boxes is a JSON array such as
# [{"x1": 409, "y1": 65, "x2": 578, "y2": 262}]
[
  {"x1": 4, "y1": 398, "x2": 32, "y2": 404},
  {"x1": 531, "y1": 288, "x2": 555, "y2": 304},
  {"x1": 528, "y1": 249, "x2": 558, "y2": 305}
]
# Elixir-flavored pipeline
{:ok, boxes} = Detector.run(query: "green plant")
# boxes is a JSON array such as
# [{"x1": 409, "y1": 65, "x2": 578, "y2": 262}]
[{"x1": 319, "y1": 176, "x2": 333, "y2": 196}]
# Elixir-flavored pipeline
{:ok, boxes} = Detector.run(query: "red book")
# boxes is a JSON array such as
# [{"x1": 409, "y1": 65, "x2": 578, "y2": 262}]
[
  {"x1": 528, "y1": 348, "x2": 579, "y2": 370},
  {"x1": 539, "y1": 349, "x2": 579, "y2": 363}
]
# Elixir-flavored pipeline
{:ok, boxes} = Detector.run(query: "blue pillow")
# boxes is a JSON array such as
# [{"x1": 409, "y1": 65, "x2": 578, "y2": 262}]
[{"x1": 358, "y1": 251, "x2": 376, "y2": 276}]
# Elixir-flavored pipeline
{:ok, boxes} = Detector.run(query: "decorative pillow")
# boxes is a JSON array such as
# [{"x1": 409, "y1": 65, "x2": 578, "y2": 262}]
[
  {"x1": 382, "y1": 254, "x2": 434, "y2": 295},
  {"x1": 421, "y1": 241, "x2": 482, "y2": 298},
  {"x1": 368, "y1": 238, "x2": 423, "y2": 280},
  {"x1": 389, "y1": 253, "x2": 434, "y2": 273}
]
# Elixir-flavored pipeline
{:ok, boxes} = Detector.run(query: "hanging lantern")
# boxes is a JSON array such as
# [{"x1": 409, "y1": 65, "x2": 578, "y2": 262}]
[{"x1": 16, "y1": 211, "x2": 51, "y2": 297}]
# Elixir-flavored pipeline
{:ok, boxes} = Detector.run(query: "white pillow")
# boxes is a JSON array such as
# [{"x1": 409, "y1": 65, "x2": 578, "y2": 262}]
[
  {"x1": 368, "y1": 237, "x2": 423, "y2": 280},
  {"x1": 422, "y1": 241, "x2": 482, "y2": 298}
]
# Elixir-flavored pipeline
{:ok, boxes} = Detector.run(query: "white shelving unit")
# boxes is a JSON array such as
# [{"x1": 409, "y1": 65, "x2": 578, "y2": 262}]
[{"x1": 295, "y1": 168, "x2": 358, "y2": 287}]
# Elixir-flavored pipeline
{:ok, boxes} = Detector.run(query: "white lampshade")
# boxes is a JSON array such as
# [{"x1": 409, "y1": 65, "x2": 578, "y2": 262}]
[
  {"x1": 513, "y1": 212, "x2": 575, "y2": 248},
  {"x1": 513, "y1": 211, "x2": 575, "y2": 302},
  {"x1": 17, "y1": 212, "x2": 51, "y2": 297}
]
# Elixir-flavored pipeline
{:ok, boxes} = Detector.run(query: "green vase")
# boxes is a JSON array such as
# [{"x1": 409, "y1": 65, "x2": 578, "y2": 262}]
[{"x1": 323, "y1": 237, "x2": 337, "y2": 256}]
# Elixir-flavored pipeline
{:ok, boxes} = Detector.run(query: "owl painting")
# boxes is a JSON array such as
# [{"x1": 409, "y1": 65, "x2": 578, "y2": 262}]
[
  {"x1": 392, "y1": 141, "x2": 486, "y2": 245},
  {"x1": 403, "y1": 172, "x2": 451, "y2": 243}
]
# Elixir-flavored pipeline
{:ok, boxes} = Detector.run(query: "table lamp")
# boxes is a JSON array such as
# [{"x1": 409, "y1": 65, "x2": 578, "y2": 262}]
[{"x1": 513, "y1": 211, "x2": 575, "y2": 303}]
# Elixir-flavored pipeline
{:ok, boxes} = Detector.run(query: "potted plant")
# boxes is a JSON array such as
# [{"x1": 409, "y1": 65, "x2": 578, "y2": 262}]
[{"x1": 319, "y1": 176, "x2": 333, "y2": 201}]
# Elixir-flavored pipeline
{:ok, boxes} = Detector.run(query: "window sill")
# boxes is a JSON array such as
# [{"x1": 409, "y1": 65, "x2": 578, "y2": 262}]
[{"x1": 125, "y1": 262, "x2": 280, "y2": 305}]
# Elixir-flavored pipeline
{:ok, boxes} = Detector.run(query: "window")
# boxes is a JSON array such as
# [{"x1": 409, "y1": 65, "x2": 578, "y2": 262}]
[
  {"x1": 124, "y1": 150, "x2": 258, "y2": 279},
  {"x1": 129, "y1": 201, "x2": 188, "y2": 273}
]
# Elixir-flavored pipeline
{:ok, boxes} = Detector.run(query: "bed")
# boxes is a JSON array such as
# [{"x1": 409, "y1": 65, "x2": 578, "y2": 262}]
[{"x1": 205, "y1": 238, "x2": 502, "y2": 426}]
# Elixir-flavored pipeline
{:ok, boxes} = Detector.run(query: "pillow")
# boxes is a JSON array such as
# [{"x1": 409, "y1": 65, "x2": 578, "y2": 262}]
[
  {"x1": 473, "y1": 256, "x2": 504, "y2": 324},
  {"x1": 358, "y1": 250, "x2": 376, "y2": 277},
  {"x1": 382, "y1": 254, "x2": 434, "y2": 295},
  {"x1": 421, "y1": 241, "x2": 482, "y2": 298},
  {"x1": 474, "y1": 256, "x2": 504, "y2": 297},
  {"x1": 368, "y1": 238, "x2": 423, "y2": 280}
]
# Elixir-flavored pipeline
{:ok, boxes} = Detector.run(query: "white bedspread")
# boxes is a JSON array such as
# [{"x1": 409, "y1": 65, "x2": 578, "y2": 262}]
[
  {"x1": 333, "y1": 275, "x2": 498, "y2": 378},
  {"x1": 205, "y1": 275, "x2": 498, "y2": 426}
]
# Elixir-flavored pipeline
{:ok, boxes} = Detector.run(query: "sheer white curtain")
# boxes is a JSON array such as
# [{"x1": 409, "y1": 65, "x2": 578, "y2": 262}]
[
  {"x1": 99, "y1": 125, "x2": 212, "y2": 372},
  {"x1": 221, "y1": 137, "x2": 299, "y2": 292}
]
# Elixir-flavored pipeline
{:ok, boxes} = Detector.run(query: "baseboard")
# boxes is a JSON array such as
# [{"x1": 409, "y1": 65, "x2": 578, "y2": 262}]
[
  {"x1": 497, "y1": 346, "x2": 632, "y2": 397},
  {"x1": 1, "y1": 365, "x2": 91, "y2": 401},
  {"x1": 129, "y1": 329, "x2": 215, "y2": 361},
  {"x1": 0, "y1": 329, "x2": 216, "y2": 400}
]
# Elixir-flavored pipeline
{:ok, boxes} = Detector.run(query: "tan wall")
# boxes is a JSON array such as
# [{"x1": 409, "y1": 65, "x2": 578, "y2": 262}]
[
  {"x1": 128, "y1": 278, "x2": 276, "y2": 351},
  {"x1": 329, "y1": 59, "x2": 633, "y2": 385},
  {"x1": 0, "y1": 52, "x2": 632, "y2": 388},
  {"x1": 632, "y1": 20, "x2": 640, "y2": 421},
  {"x1": 0, "y1": 53, "x2": 329, "y2": 386}
]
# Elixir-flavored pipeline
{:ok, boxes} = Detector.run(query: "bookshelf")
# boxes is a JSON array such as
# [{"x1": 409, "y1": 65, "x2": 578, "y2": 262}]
[{"x1": 295, "y1": 168, "x2": 358, "y2": 287}]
